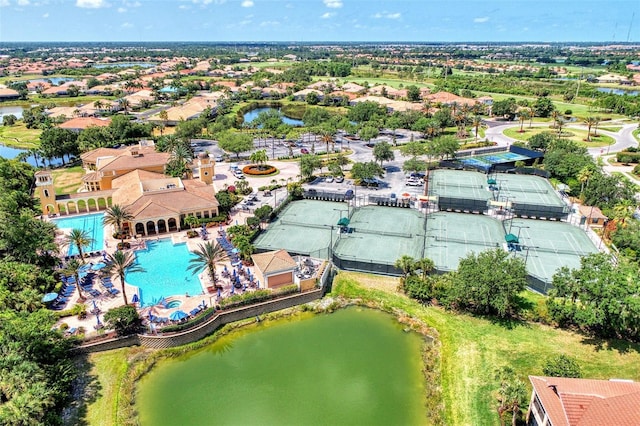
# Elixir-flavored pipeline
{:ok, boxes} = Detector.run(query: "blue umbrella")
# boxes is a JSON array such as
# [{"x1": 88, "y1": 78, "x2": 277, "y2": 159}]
[
  {"x1": 131, "y1": 293, "x2": 139, "y2": 304},
  {"x1": 232, "y1": 248, "x2": 240, "y2": 253},
  {"x1": 217, "y1": 288, "x2": 221, "y2": 297},
  {"x1": 92, "y1": 300, "x2": 99, "y2": 312},
  {"x1": 42, "y1": 292, "x2": 58, "y2": 303},
  {"x1": 96, "y1": 314, "x2": 101, "y2": 326},
  {"x1": 169, "y1": 310, "x2": 188, "y2": 321}
]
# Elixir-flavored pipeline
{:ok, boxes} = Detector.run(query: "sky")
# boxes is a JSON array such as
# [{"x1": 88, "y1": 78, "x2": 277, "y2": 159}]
[{"x1": 0, "y1": 0, "x2": 639, "y2": 43}]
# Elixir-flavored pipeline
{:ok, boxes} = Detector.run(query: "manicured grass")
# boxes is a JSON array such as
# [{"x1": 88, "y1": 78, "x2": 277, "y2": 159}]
[
  {"x1": 633, "y1": 128, "x2": 640, "y2": 144},
  {"x1": 0, "y1": 122, "x2": 41, "y2": 148},
  {"x1": 598, "y1": 126, "x2": 623, "y2": 132},
  {"x1": 503, "y1": 126, "x2": 614, "y2": 147},
  {"x1": 331, "y1": 272, "x2": 640, "y2": 426},
  {"x1": 336, "y1": 76, "x2": 433, "y2": 89},
  {"x1": 67, "y1": 348, "x2": 131, "y2": 426},
  {"x1": 52, "y1": 166, "x2": 84, "y2": 195}
]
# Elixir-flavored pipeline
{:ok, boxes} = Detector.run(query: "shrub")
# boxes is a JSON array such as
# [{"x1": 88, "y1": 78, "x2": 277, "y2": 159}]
[
  {"x1": 103, "y1": 305, "x2": 141, "y2": 336},
  {"x1": 186, "y1": 230, "x2": 199, "y2": 238},
  {"x1": 616, "y1": 151, "x2": 640, "y2": 164},
  {"x1": 55, "y1": 303, "x2": 88, "y2": 319},
  {"x1": 242, "y1": 165, "x2": 278, "y2": 175},
  {"x1": 117, "y1": 242, "x2": 131, "y2": 250},
  {"x1": 564, "y1": 109, "x2": 572, "y2": 115}
]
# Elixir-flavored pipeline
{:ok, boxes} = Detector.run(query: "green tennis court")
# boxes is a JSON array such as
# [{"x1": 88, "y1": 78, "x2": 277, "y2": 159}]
[
  {"x1": 424, "y1": 212, "x2": 506, "y2": 272},
  {"x1": 505, "y1": 219, "x2": 599, "y2": 288},
  {"x1": 429, "y1": 169, "x2": 490, "y2": 200},
  {"x1": 494, "y1": 174, "x2": 565, "y2": 207}
]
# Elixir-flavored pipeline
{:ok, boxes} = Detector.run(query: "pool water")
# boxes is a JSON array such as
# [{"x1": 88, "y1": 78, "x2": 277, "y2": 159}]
[
  {"x1": 126, "y1": 239, "x2": 203, "y2": 306},
  {"x1": 137, "y1": 308, "x2": 427, "y2": 425},
  {"x1": 52, "y1": 213, "x2": 105, "y2": 256},
  {"x1": 165, "y1": 300, "x2": 182, "y2": 309}
]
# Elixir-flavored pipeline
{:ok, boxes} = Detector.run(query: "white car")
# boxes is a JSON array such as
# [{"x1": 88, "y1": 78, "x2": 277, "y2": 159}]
[
  {"x1": 325, "y1": 176, "x2": 334, "y2": 183},
  {"x1": 406, "y1": 178, "x2": 422, "y2": 186}
]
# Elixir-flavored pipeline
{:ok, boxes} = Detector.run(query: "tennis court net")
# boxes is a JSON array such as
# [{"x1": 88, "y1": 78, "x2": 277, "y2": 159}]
[
  {"x1": 501, "y1": 186, "x2": 548, "y2": 194},
  {"x1": 523, "y1": 245, "x2": 590, "y2": 256},
  {"x1": 280, "y1": 220, "x2": 331, "y2": 230},
  {"x1": 436, "y1": 182, "x2": 484, "y2": 189},
  {"x1": 434, "y1": 235, "x2": 500, "y2": 247},
  {"x1": 354, "y1": 228, "x2": 413, "y2": 239}
]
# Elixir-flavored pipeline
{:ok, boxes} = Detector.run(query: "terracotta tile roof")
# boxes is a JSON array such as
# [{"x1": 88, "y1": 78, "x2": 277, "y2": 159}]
[
  {"x1": 0, "y1": 88, "x2": 20, "y2": 97},
  {"x1": 529, "y1": 376, "x2": 640, "y2": 426},
  {"x1": 426, "y1": 91, "x2": 477, "y2": 107},
  {"x1": 58, "y1": 117, "x2": 111, "y2": 130},
  {"x1": 577, "y1": 205, "x2": 608, "y2": 220},
  {"x1": 341, "y1": 82, "x2": 365, "y2": 93},
  {"x1": 97, "y1": 150, "x2": 169, "y2": 173},
  {"x1": 251, "y1": 249, "x2": 297, "y2": 275},
  {"x1": 80, "y1": 147, "x2": 123, "y2": 163}
]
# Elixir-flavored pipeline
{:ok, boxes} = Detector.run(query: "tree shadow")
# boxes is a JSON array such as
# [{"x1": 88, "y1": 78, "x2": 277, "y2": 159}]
[
  {"x1": 62, "y1": 353, "x2": 102, "y2": 426},
  {"x1": 579, "y1": 334, "x2": 640, "y2": 355},
  {"x1": 486, "y1": 314, "x2": 530, "y2": 331}
]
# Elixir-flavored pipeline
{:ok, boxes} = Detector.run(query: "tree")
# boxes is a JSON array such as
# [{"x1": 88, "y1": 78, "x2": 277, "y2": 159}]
[
  {"x1": 583, "y1": 116, "x2": 596, "y2": 141},
  {"x1": 518, "y1": 109, "x2": 530, "y2": 133},
  {"x1": 527, "y1": 132, "x2": 555, "y2": 153},
  {"x1": 415, "y1": 257, "x2": 435, "y2": 281},
  {"x1": 450, "y1": 249, "x2": 527, "y2": 317},
  {"x1": 167, "y1": 143, "x2": 194, "y2": 178},
  {"x1": 103, "y1": 305, "x2": 141, "y2": 336},
  {"x1": 217, "y1": 131, "x2": 254, "y2": 159},
  {"x1": 394, "y1": 255, "x2": 416, "y2": 281},
  {"x1": 403, "y1": 157, "x2": 428, "y2": 174},
  {"x1": 254, "y1": 205, "x2": 273, "y2": 223},
  {"x1": 543, "y1": 355, "x2": 582, "y2": 378},
  {"x1": 102, "y1": 250, "x2": 145, "y2": 306},
  {"x1": 471, "y1": 115, "x2": 483, "y2": 142},
  {"x1": 492, "y1": 98, "x2": 518, "y2": 120},
  {"x1": 249, "y1": 149, "x2": 268, "y2": 165},
  {"x1": 302, "y1": 107, "x2": 331, "y2": 127},
  {"x1": 350, "y1": 161, "x2": 384, "y2": 182},
  {"x1": 215, "y1": 191, "x2": 235, "y2": 214},
  {"x1": 299, "y1": 154, "x2": 322, "y2": 180},
  {"x1": 400, "y1": 141, "x2": 426, "y2": 157},
  {"x1": 406, "y1": 85, "x2": 421, "y2": 102},
  {"x1": 373, "y1": 141, "x2": 395, "y2": 166},
  {"x1": 432, "y1": 135, "x2": 459, "y2": 160},
  {"x1": 2, "y1": 114, "x2": 17, "y2": 126},
  {"x1": 61, "y1": 259, "x2": 87, "y2": 300},
  {"x1": 495, "y1": 366, "x2": 528, "y2": 426},
  {"x1": 359, "y1": 126, "x2": 379, "y2": 144},
  {"x1": 347, "y1": 101, "x2": 387, "y2": 123},
  {"x1": 118, "y1": 98, "x2": 131, "y2": 114},
  {"x1": 533, "y1": 96, "x2": 556, "y2": 118},
  {"x1": 65, "y1": 229, "x2": 93, "y2": 263},
  {"x1": 39, "y1": 127, "x2": 79, "y2": 165},
  {"x1": 184, "y1": 214, "x2": 199, "y2": 230},
  {"x1": 187, "y1": 241, "x2": 229, "y2": 286},
  {"x1": 159, "y1": 110, "x2": 169, "y2": 134},
  {"x1": 103, "y1": 205, "x2": 133, "y2": 243},
  {"x1": 577, "y1": 166, "x2": 594, "y2": 195}
]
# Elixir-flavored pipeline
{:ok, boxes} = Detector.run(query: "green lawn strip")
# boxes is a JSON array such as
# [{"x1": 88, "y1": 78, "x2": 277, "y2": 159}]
[
  {"x1": 336, "y1": 76, "x2": 433, "y2": 89},
  {"x1": 598, "y1": 126, "x2": 623, "y2": 132},
  {"x1": 503, "y1": 126, "x2": 614, "y2": 147},
  {"x1": 633, "y1": 128, "x2": 640, "y2": 144},
  {"x1": 69, "y1": 348, "x2": 131, "y2": 426},
  {"x1": 0, "y1": 122, "x2": 41, "y2": 148},
  {"x1": 331, "y1": 271, "x2": 640, "y2": 426}
]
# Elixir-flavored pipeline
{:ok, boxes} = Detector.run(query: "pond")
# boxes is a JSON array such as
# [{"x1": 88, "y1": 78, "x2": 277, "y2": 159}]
[
  {"x1": 0, "y1": 105, "x2": 24, "y2": 120},
  {"x1": 596, "y1": 87, "x2": 639, "y2": 96},
  {"x1": 243, "y1": 107, "x2": 304, "y2": 127},
  {"x1": 0, "y1": 144, "x2": 65, "y2": 167},
  {"x1": 93, "y1": 62, "x2": 157, "y2": 69},
  {"x1": 28, "y1": 77, "x2": 76, "y2": 85},
  {"x1": 136, "y1": 308, "x2": 427, "y2": 425}
]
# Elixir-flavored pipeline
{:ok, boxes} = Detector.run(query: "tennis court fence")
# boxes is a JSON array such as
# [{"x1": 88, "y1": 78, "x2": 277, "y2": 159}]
[{"x1": 352, "y1": 227, "x2": 413, "y2": 239}]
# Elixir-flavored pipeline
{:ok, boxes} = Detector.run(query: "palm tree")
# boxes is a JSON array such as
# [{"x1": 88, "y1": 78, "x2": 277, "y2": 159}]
[
  {"x1": 184, "y1": 215, "x2": 199, "y2": 230},
  {"x1": 593, "y1": 116, "x2": 601, "y2": 137},
  {"x1": 583, "y1": 116, "x2": 596, "y2": 142},
  {"x1": 159, "y1": 110, "x2": 169, "y2": 135},
  {"x1": 102, "y1": 250, "x2": 144, "y2": 306},
  {"x1": 93, "y1": 100, "x2": 104, "y2": 114},
  {"x1": 249, "y1": 149, "x2": 268, "y2": 167},
  {"x1": 518, "y1": 109, "x2": 530, "y2": 133},
  {"x1": 62, "y1": 258, "x2": 87, "y2": 300},
  {"x1": 471, "y1": 115, "x2": 482, "y2": 142},
  {"x1": 612, "y1": 200, "x2": 636, "y2": 227},
  {"x1": 577, "y1": 166, "x2": 594, "y2": 196},
  {"x1": 169, "y1": 144, "x2": 194, "y2": 177},
  {"x1": 103, "y1": 204, "x2": 134, "y2": 244},
  {"x1": 394, "y1": 255, "x2": 416, "y2": 282},
  {"x1": 187, "y1": 242, "x2": 229, "y2": 285},
  {"x1": 118, "y1": 98, "x2": 131, "y2": 115},
  {"x1": 415, "y1": 257, "x2": 435, "y2": 281},
  {"x1": 65, "y1": 229, "x2": 93, "y2": 263},
  {"x1": 555, "y1": 117, "x2": 566, "y2": 136}
]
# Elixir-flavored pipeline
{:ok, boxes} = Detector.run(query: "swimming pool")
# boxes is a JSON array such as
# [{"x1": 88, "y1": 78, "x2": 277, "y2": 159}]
[
  {"x1": 126, "y1": 239, "x2": 203, "y2": 307},
  {"x1": 52, "y1": 213, "x2": 105, "y2": 256}
]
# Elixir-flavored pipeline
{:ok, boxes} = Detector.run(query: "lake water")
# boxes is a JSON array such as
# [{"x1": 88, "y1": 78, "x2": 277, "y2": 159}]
[
  {"x1": 243, "y1": 107, "x2": 304, "y2": 127},
  {"x1": 136, "y1": 308, "x2": 427, "y2": 425},
  {"x1": 596, "y1": 87, "x2": 639, "y2": 96},
  {"x1": 0, "y1": 144, "x2": 65, "y2": 167},
  {"x1": 28, "y1": 77, "x2": 75, "y2": 85},
  {"x1": 93, "y1": 62, "x2": 157, "y2": 69},
  {"x1": 0, "y1": 105, "x2": 24, "y2": 120}
]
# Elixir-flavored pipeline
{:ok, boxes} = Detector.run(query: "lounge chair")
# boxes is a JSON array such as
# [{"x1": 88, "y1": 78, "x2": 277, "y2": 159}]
[
  {"x1": 65, "y1": 327, "x2": 77, "y2": 335},
  {"x1": 107, "y1": 288, "x2": 120, "y2": 296},
  {"x1": 88, "y1": 289, "x2": 101, "y2": 297},
  {"x1": 102, "y1": 282, "x2": 114, "y2": 289}
]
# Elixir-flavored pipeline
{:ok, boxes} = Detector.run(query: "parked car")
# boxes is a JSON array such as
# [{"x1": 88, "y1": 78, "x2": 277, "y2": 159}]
[
  {"x1": 406, "y1": 178, "x2": 422, "y2": 186},
  {"x1": 215, "y1": 155, "x2": 224, "y2": 162},
  {"x1": 300, "y1": 148, "x2": 309, "y2": 154},
  {"x1": 335, "y1": 176, "x2": 344, "y2": 183},
  {"x1": 325, "y1": 176, "x2": 334, "y2": 183}
]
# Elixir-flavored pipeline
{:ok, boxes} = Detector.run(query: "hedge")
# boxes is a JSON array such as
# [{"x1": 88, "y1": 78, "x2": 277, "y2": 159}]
[
  {"x1": 219, "y1": 285, "x2": 299, "y2": 310},
  {"x1": 159, "y1": 307, "x2": 217, "y2": 333},
  {"x1": 616, "y1": 151, "x2": 640, "y2": 164}
]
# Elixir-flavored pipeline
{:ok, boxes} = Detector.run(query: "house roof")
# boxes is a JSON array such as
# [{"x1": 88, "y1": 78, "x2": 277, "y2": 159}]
[
  {"x1": 80, "y1": 147, "x2": 123, "y2": 163},
  {"x1": 251, "y1": 249, "x2": 297, "y2": 275},
  {"x1": 58, "y1": 117, "x2": 111, "y2": 130},
  {"x1": 96, "y1": 149, "x2": 169, "y2": 173},
  {"x1": 0, "y1": 87, "x2": 20, "y2": 97},
  {"x1": 111, "y1": 170, "x2": 218, "y2": 220},
  {"x1": 529, "y1": 376, "x2": 640, "y2": 426},
  {"x1": 577, "y1": 205, "x2": 608, "y2": 220},
  {"x1": 426, "y1": 91, "x2": 477, "y2": 107}
]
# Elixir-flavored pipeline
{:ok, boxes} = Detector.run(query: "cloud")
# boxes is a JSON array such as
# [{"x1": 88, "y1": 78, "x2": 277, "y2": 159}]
[
  {"x1": 323, "y1": 0, "x2": 342, "y2": 8},
  {"x1": 373, "y1": 11, "x2": 401, "y2": 20},
  {"x1": 76, "y1": 0, "x2": 108, "y2": 8},
  {"x1": 121, "y1": 21, "x2": 133, "y2": 28},
  {"x1": 0, "y1": 0, "x2": 9, "y2": 7},
  {"x1": 117, "y1": 6, "x2": 126, "y2": 12},
  {"x1": 473, "y1": 16, "x2": 489, "y2": 23},
  {"x1": 17, "y1": 0, "x2": 29, "y2": 5},
  {"x1": 259, "y1": 20, "x2": 279, "y2": 27},
  {"x1": 241, "y1": 0, "x2": 253, "y2": 6},
  {"x1": 42, "y1": 12, "x2": 49, "y2": 17},
  {"x1": 321, "y1": 12, "x2": 334, "y2": 19}
]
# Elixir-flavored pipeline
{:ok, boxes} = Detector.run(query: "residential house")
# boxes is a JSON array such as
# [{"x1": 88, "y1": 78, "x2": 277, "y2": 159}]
[{"x1": 527, "y1": 376, "x2": 640, "y2": 426}]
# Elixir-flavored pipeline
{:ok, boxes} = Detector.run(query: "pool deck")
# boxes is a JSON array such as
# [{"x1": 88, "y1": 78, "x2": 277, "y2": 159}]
[{"x1": 54, "y1": 211, "x2": 261, "y2": 337}]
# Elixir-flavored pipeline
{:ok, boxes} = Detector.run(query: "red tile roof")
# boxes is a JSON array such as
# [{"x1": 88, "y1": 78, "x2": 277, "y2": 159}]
[
  {"x1": 58, "y1": 117, "x2": 111, "y2": 130},
  {"x1": 529, "y1": 376, "x2": 640, "y2": 426}
]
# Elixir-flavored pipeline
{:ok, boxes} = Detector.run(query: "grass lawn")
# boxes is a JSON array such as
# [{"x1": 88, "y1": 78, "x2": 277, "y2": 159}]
[
  {"x1": 503, "y1": 126, "x2": 614, "y2": 148},
  {"x1": 68, "y1": 348, "x2": 131, "y2": 426},
  {"x1": 0, "y1": 122, "x2": 41, "y2": 148},
  {"x1": 331, "y1": 272, "x2": 640, "y2": 426},
  {"x1": 336, "y1": 76, "x2": 433, "y2": 89},
  {"x1": 634, "y1": 128, "x2": 640, "y2": 144},
  {"x1": 52, "y1": 166, "x2": 84, "y2": 195},
  {"x1": 598, "y1": 126, "x2": 623, "y2": 132}
]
